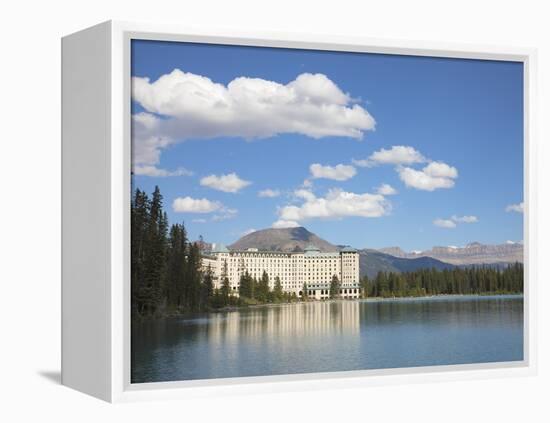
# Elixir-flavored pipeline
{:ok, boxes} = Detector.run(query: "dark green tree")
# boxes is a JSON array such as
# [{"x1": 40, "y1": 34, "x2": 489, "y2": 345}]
[
  {"x1": 273, "y1": 276, "x2": 283, "y2": 302},
  {"x1": 185, "y1": 242, "x2": 202, "y2": 311},
  {"x1": 239, "y1": 271, "x2": 253, "y2": 299},
  {"x1": 376, "y1": 272, "x2": 389, "y2": 297},
  {"x1": 200, "y1": 266, "x2": 214, "y2": 309},
  {"x1": 329, "y1": 274, "x2": 341, "y2": 299},
  {"x1": 139, "y1": 186, "x2": 168, "y2": 315},
  {"x1": 131, "y1": 189, "x2": 149, "y2": 316},
  {"x1": 256, "y1": 271, "x2": 270, "y2": 302},
  {"x1": 165, "y1": 223, "x2": 188, "y2": 309},
  {"x1": 301, "y1": 282, "x2": 308, "y2": 300},
  {"x1": 359, "y1": 275, "x2": 370, "y2": 298},
  {"x1": 221, "y1": 260, "x2": 231, "y2": 305},
  {"x1": 367, "y1": 264, "x2": 523, "y2": 298}
]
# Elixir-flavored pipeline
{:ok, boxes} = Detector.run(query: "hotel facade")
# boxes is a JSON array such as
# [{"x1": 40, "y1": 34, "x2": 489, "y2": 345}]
[{"x1": 201, "y1": 245, "x2": 361, "y2": 299}]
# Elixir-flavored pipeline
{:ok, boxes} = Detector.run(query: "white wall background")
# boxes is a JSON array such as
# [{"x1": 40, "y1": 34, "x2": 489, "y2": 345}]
[{"x1": 1, "y1": 0, "x2": 548, "y2": 421}]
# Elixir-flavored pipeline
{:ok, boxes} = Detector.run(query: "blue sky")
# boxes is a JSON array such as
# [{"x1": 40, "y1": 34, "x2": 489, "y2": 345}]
[{"x1": 131, "y1": 39, "x2": 523, "y2": 251}]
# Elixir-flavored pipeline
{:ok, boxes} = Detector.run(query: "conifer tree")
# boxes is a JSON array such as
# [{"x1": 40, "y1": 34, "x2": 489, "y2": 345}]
[
  {"x1": 131, "y1": 189, "x2": 150, "y2": 316},
  {"x1": 273, "y1": 276, "x2": 283, "y2": 302},
  {"x1": 221, "y1": 260, "x2": 230, "y2": 305},
  {"x1": 133, "y1": 186, "x2": 168, "y2": 315},
  {"x1": 165, "y1": 223, "x2": 186, "y2": 309},
  {"x1": 366, "y1": 263, "x2": 523, "y2": 298},
  {"x1": 239, "y1": 271, "x2": 253, "y2": 299},
  {"x1": 360, "y1": 275, "x2": 370, "y2": 298},
  {"x1": 250, "y1": 277, "x2": 258, "y2": 300},
  {"x1": 257, "y1": 271, "x2": 270, "y2": 302},
  {"x1": 376, "y1": 272, "x2": 389, "y2": 297},
  {"x1": 330, "y1": 274, "x2": 340, "y2": 299},
  {"x1": 185, "y1": 242, "x2": 202, "y2": 310},
  {"x1": 301, "y1": 282, "x2": 308, "y2": 300},
  {"x1": 200, "y1": 266, "x2": 214, "y2": 309}
]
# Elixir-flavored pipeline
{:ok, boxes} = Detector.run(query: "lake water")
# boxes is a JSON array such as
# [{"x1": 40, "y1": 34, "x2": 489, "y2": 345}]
[{"x1": 131, "y1": 295, "x2": 524, "y2": 383}]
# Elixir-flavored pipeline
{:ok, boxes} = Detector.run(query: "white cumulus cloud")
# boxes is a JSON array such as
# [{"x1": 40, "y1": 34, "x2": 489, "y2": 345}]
[
  {"x1": 272, "y1": 220, "x2": 301, "y2": 229},
  {"x1": 353, "y1": 145, "x2": 427, "y2": 167},
  {"x1": 132, "y1": 70, "x2": 376, "y2": 167},
  {"x1": 352, "y1": 146, "x2": 458, "y2": 193},
  {"x1": 376, "y1": 183, "x2": 398, "y2": 196},
  {"x1": 302, "y1": 179, "x2": 313, "y2": 188},
  {"x1": 172, "y1": 197, "x2": 221, "y2": 213},
  {"x1": 133, "y1": 165, "x2": 193, "y2": 177},
  {"x1": 279, "y1": 188, "x2": 391, "y2": 222},
  {"x1": 241, "y1": 228, "x2": 257, "y2": 236},
  {"x1": 294, "y1": 189, "x2": 317, "y2": 202},
  {"x1": 398, "y1": 161, "x2": 458, "y2": 191},
  {"x1": 131, "y1": 113, "x2": 173, "y2": 166},
  {"x1": 505, "y1": 202, "x2": 524, "y2": 213},
  {"x1": 451, "y1": 215, "x2": 478, "y2": 223},
  {"x1": 309, "y1": 163, "x2": 357, "y2": 181},
  {"x1": 212, "y1": 208, "x2": 238, "y2": 221},
  {"x1": 433, "y1": 218, "x2": 457, "y2": 229},
  {"x1": 258, "y1": 189, "x2": 281, "y2": 198},
  {"x1": 200, "y1": 173, "x2": 251, "y2": 193},
  {"x1": 434, "y1": 214, "x2": 478, "y2": 229}
]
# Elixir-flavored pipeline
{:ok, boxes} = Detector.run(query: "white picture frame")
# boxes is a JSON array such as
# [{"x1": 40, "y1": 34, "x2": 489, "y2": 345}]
[{"x1": 61, "y1": 20, "x2": 538, "y2": 403}]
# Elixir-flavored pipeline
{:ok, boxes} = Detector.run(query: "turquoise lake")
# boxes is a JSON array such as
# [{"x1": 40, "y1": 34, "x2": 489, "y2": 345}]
[{"x1": 131, "y1": 295, "x2": 524, "y2": 383}]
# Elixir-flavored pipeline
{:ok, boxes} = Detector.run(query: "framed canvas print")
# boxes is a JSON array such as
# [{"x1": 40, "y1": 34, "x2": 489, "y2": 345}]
[{"x1": 61, "y1": 21, "x2": 537, "y2": 402}]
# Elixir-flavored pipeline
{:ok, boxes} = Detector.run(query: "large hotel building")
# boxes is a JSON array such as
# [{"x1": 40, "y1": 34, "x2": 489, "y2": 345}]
[{"x1": 201, "y1": 245, "x2": 361, "y2": 299}]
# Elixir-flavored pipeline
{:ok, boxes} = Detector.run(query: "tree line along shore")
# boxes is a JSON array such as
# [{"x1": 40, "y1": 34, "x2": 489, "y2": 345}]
[{"x1": 132, "y1": 186, "x2": 524, "y2": 319}]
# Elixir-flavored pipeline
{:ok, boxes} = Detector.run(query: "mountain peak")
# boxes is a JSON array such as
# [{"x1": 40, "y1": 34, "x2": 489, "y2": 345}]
[
  {"x1": 229, "y1": 226, "x2": 336, "y2": 252},
  {"x1": 378, "y1": 246, "x2": 407, "y2": 257}
]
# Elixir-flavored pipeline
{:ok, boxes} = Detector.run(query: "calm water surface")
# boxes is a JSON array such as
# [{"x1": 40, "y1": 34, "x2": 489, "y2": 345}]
[{"x1": 131, "y1": 295, "x2": 523, "y2": 383}]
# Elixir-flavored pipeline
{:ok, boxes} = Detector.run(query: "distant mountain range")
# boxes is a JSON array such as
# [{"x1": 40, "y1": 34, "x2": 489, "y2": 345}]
[
  {"x1": 220, "y1": 226, "x2": 523, "y2": 279},
  {"x1": 378, "y1": 242, "x2": 523, "y2": 265},
  {"x1": 356, "y1": 249, "x2": 454, "y2": 279}
]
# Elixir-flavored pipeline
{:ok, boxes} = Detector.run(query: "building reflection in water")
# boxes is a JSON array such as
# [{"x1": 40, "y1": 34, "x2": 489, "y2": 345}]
[
  {"x1": 207, "y1": 301, "x2": 360, "y2": 343},
  {"x1": 202, "y1": 301, "x2": 360, "y2": 377},
  {"x1": 131, "y1": 296, "x2": 524, "y2": 383}
]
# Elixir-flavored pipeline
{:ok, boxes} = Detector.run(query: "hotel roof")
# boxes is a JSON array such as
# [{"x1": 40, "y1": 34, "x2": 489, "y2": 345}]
[
  {"x1": 304, "y1": 245, "x2": 321, "y2": 252},
  {"x1": 211, "y1": 243, "x2": 229, "y2": 253}
]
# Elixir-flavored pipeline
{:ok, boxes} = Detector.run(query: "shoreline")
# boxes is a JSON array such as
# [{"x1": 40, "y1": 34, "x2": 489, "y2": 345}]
[
  {"x1": 133, "y1": 292, "x2": 523, "y2": 321},
  {"x1": 242, "y1": 292, "x2": 523, "y2": 307},
  {"x1": 359, "y1": 292, "x2": 523, "y2": 302}
]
